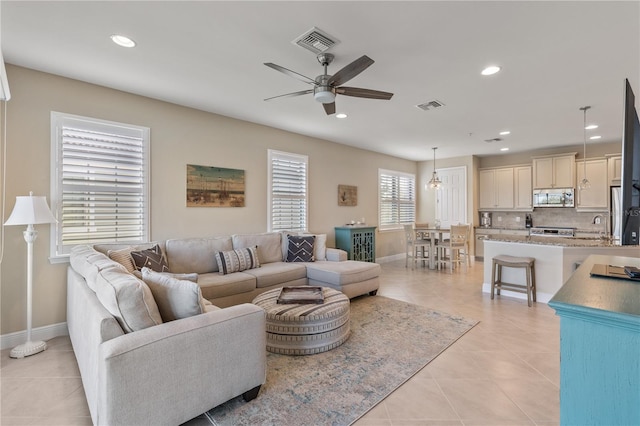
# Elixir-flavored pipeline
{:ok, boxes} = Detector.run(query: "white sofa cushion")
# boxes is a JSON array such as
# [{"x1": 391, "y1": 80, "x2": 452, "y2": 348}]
[
  {"x1": 165, "y1": 237, "x2": 233, "y2": 274},
  {"x1": 70, "y1": 245, "x2": 128, "y2": 293},
  {"x1": 233, "y1": 232, "x2": 282, "y2": 263},
  {"x1": 141, "y1": 268, "x2": 211, "y2": 321},
  {"x1": 197, "y1": 272, "x2": 257, "y2": 300},
  {"x1": 93, "y1": 266, "x2": 163, "y2": 333},
  {"x1": 242, "y1": 261, "x2": 307, "y2": 288}
]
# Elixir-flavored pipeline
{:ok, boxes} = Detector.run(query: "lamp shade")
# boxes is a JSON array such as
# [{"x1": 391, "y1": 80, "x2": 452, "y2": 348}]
[{"x1": 4, "y1": 192, "x2": 57, "y2": 226}]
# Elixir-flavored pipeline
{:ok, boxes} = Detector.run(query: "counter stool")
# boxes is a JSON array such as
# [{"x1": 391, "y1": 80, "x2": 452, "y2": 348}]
[{"x1": 491, "y1": 255, "x2": 536, "y2": 307}]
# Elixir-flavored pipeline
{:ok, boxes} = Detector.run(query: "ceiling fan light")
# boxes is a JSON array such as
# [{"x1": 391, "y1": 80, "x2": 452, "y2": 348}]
[{"x1": 314, "y1": 90, "x2": 335, "y2": 104}]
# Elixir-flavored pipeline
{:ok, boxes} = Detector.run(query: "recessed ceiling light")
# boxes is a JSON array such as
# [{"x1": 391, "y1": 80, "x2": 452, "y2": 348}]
[
  {"x1": 499, "y1": 130, "x2": 511, "y2": 136},
  {"x1": 481, "y1": 65, "x2": 501, "y2": 76},
  {"x1": 585, "y1": 124, "x2": 598, "y2": 130},
  {"x1": 110, "y1": 34, "x2": 136, "y2": 48},
  {"x1": 589, "y1": 135, "x2": 601, "y2": 140},
  {"x1": 336, "y1": 113, "x2": 347, "y2": 119},
  {"x1": 500, "y1": 147, "x2": 509, "y2": 151}
]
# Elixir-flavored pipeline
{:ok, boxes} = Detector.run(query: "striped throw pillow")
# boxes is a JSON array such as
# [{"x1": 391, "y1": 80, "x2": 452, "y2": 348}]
[{"x1": 215, "y1": 246, "x2": 260, "y2": 275}]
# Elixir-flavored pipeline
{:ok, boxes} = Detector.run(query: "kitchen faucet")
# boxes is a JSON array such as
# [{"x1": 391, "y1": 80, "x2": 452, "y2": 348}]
[{"x1": 592, "y1": 213, "x2": 610, "y2": 241}]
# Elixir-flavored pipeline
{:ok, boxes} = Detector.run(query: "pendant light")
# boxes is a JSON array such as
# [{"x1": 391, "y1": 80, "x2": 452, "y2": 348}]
[
  {"x1": 579, "y1": 106, "x2": 591, "y2": 190},
  {"x1": 426, "y1": 147, "x2": 442, "y2": 190}
]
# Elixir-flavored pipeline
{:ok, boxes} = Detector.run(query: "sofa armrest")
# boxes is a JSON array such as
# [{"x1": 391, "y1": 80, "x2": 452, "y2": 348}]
[
  {"x1": 326, "y1": 248, "x2": 348, "y2": 262},
  {"x1": 97, "y1": 303, "x2": 266, "y2": 426}
]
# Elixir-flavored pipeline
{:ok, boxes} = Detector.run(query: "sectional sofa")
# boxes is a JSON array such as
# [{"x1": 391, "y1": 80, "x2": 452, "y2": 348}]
[{"x1": 67, "y1": 231, "x2": 380, "y2": 425}]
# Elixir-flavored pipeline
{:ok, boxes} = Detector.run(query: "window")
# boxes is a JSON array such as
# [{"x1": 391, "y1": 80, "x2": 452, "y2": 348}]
[
  {"x1": 50, "y1": 112, "x2": 150, "y2": 260},
  {"x1": 268, "y1": 150, "x2": 308, "y2": 232},
  {"x1": 378, "y1": 169, "x2": 416, "y2": 230}
]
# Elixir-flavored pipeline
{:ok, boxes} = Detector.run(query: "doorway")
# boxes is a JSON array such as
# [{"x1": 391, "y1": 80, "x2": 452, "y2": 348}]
[{"x1": 435, "y1": 166, "x2": 467, "y2": 228}]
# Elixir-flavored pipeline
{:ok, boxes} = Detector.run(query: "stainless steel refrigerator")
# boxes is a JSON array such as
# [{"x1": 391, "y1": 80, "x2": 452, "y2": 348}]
[{"x1": 611, "y1": 186, "x2": 622, "y2": 244}]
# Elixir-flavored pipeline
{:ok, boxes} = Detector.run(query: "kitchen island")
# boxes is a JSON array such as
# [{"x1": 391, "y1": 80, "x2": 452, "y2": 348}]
[{"x1": 483, "y1": 236, "x2": 639, "y2": 303}]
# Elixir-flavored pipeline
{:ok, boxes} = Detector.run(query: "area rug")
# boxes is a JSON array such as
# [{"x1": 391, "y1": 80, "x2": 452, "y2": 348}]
[{"x1": 207, "y1": 296, "x2": 478, "y2": 426}]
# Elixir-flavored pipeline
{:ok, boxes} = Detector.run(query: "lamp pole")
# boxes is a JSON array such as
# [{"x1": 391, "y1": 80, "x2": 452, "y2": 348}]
[{"x1": 10, "y1": 223, "x2": 47, "y2": 358}]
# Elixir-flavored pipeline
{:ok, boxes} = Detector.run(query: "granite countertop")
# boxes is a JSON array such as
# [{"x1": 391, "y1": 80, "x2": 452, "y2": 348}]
[
  {"x1": 475, "y1": 227, "x2": 530, "y2": 232},
  {"x1": 484, "y1": 235, "x2": 621, "y2": 247}
]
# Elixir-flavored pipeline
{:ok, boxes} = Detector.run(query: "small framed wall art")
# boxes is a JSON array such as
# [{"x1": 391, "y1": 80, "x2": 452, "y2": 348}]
[
  {"x1": 338, "y1": 184, "x2": 357, "y2": 206},
  {"x1": 187, "y1": 164, "x2": 245, "y2": 207}
]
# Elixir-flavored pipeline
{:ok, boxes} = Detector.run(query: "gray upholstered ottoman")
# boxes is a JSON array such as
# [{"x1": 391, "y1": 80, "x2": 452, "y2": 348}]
[{"x1": 252, "y1": 287, "x2": 350, "y2": 355}]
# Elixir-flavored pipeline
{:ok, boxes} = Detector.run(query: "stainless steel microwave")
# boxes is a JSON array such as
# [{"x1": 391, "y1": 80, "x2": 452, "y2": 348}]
[{"x1": 532, "y1": 188, "x2": 575, "y2": 208}]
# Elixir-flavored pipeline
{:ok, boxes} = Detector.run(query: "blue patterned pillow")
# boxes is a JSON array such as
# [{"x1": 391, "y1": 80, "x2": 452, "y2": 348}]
[
  {"x1": 215, "y1": 246, "x2": 260, "y2": 275},
  {"x1": 286, "y1": 235, "x2": 315, "y2": 262}
]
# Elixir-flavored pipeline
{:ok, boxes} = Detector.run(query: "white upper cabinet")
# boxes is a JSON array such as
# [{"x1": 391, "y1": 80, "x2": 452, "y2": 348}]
[
  {"x1": 532, "y1": 153, "x2": 576, "y2": 189},
  {"x1": 514, "y1": 166, "x2": 533, "y2": 210},
  {"x1": 576, "y1": 158, "x2": 608, "y2": 211},
  {"x1": 607, "y1": 154, "x2": 622, "y2": 185},
  {"x1": 479, "y1": 167, "x2": 514, "y2": 210}
]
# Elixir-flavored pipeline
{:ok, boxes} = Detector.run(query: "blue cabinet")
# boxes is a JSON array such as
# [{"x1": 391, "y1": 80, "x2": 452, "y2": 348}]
[
  {"x1": 549, "y1": 254, "x2": 640, "y2": 426},
  {"x1": 334, "y1": 226, "x2": 376, "y2": 262}
]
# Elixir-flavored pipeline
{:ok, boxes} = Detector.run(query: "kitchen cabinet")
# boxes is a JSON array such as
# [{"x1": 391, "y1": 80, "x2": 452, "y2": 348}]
[
  {"x1": 514, "y1": 166, "x2": 533, "y2": 210},
  {"x1": 479, "y1": 168, "x2": 514, "y2": 210},
  {"x1": 532, "y1": 153, "x2": 576, "y2": 189},
  {"x1": 607, "y1": 154, "x2": 622, "y2": 185},
  {"x1": 334, "y1": 226, "x2": 376, "y2": 262},
  {"x1": 576, "y1": 158, "x2": 608, "y2": 211}
]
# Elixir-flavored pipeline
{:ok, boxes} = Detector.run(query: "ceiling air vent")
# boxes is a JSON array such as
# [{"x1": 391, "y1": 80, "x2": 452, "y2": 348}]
[
  {"x1": 292, "y1": 27, "x2": 339, "y2": 54},
  {"x1": 484, "y1": 138, "x2": 503, "y2": 143},
  {"x1": 416, "y1": 100, "x2": 445, "y2": 111}
]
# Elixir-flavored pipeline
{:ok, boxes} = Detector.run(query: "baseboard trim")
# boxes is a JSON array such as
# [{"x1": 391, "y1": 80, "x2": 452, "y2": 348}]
[
  {"x1": 0, "y1": 322, "x2": 69, "y2": 350},
  {"x1": 376, "y1": 253, "x2": 405, "y2": 263},
  {"x1": 482, "y1": 283, "x2": 552, "y2": 304}
]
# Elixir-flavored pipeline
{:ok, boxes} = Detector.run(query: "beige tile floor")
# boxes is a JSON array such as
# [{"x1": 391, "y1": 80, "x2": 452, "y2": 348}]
[{"x1": 1, "y1": 259, "x2": 560, "y2": 426}]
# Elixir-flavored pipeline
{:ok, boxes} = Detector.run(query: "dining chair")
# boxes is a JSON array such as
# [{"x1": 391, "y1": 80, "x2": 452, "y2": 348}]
[
  {"x1": 403, "y1": 224, "x2": 430, "y2": 269},
  {"x1": 436, "y1": 224, "x2": 470, "y2": 272}
]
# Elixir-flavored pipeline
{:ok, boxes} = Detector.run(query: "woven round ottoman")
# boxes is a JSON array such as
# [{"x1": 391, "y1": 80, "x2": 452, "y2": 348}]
[{"x1": 252, "y1": 287, "x2": 350, "y2": 355}]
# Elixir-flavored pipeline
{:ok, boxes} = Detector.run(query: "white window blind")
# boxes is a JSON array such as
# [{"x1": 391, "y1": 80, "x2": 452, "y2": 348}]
[
  {"x1": 379, "y1": 169, "x2": 416, "y2": 229},
  {"x1": 50, "y1": 112, "x2": 150, "y2": 259},
  {"x1": 268, "y1": 150, "x2": 308, "y2": 232}
]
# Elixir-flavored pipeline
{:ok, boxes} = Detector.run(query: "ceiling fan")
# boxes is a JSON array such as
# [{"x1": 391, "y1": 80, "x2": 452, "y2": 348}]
[{"x1": 264, "y1": 53, "x2": 393, "y2": 115}]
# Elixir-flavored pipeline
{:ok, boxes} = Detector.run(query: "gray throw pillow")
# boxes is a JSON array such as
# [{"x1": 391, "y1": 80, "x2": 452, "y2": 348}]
[{"x1": 141, "y1": 268, "x2": 208, "y2": 321}]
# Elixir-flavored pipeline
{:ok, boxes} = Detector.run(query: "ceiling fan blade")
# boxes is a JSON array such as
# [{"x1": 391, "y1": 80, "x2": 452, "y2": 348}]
[
  {"x1": 264, "y1": 89, "x2": 313, "y2": 101},
  {"x1": 323, "y1": 102, "x2": 336, "y2": 115},
  {"x1": 327, "y1": 55, "x2": 375, "y2": 87},
  {"x1": 264, "y1": 63, "x2": 316, "y2": 85},
  {"x1": 336, "y1": 86, "x2": 394, "y2": 100}
]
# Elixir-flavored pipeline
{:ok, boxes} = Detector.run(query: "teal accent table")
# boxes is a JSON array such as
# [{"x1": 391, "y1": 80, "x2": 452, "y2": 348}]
[
  {"x1": 334, "y1": 226, "x2": 376, "y2": 262},
  {"x1": 548, "y1": 254, "x2": 640, "y2": 426}
]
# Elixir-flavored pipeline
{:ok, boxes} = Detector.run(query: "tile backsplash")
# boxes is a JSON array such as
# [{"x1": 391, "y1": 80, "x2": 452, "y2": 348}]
[{"x1": 482, "y1": 209, "x2": 610, "y2": 232}]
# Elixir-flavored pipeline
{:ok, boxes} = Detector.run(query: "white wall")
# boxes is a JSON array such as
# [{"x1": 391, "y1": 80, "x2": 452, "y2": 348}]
[{"x1": 0, "y1": 65, "x2": 415, "y2": 335}]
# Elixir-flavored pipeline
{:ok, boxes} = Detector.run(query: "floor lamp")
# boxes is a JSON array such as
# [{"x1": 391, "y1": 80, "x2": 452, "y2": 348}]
[{"x1": 4, "y1": 192, "x2": 57, "y2": 358}]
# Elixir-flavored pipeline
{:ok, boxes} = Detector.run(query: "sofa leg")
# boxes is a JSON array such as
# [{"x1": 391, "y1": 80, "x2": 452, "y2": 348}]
[
  {"x1": 369, "y1": 290, "x2": 378, "y2": 296},
  {"x1": 242, "y1": 385, "x2": 261, "y2": 402}
]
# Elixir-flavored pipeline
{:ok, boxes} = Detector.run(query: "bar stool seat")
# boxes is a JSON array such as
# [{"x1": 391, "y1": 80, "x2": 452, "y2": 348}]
[{"x1": 491, "y1": 255, "x2": 536, "y2": 307}]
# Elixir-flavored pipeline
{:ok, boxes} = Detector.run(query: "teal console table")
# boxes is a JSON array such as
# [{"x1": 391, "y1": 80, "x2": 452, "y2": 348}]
[
  {"x1": 548, "y1": 254, "x2": 640, "y2": 426},
  {"x1": 334, "y1": 226, "x2": 376, "y2": 262}
]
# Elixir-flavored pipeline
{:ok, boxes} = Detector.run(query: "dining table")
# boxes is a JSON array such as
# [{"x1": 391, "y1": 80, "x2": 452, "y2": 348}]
[{"x1": 414, "y1": 223, "x2": 451, "y2": 269}]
